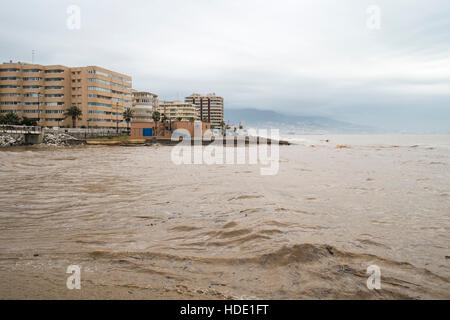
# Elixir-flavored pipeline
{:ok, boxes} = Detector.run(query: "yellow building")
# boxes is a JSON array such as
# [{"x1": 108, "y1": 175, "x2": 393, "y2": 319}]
[
  {"x1": 0, "y1": 61, "x2": 132, "y2": 128},
  {"x1": 132, "y1": 90, "x2": 158, "y2": 122},
  {"x1": 157, "y1": 100, "x2": 198, "y2": 121},
  {"x1": 185, "y1": 93, "x2": 224, "y2": 128}
]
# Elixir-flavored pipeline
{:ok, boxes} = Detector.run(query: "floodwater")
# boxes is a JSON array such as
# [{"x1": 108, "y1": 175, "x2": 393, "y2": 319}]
[{"x1": 0, "y1": 135, "x2": 449, "y2": 299}]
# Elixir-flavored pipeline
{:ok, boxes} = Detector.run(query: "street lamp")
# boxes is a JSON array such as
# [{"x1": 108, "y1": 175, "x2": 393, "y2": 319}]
[
  {"x1": 116, "y1": 102, "x2": 119, "y2": 134},
  {"x1": 37, "y1": 92, "x2": 42, "y2": 126}
]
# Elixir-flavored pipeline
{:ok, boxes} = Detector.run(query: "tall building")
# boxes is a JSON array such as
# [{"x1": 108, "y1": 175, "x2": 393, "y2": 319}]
[
  {"x1": 132, "y1": 90, "x2": 158, "y2": 122},
  {"x1": 0, "y1": 61, "x2": 132, "y2": 128},
  {"x1": 72, "y1": 66, "x2": 132, "y2": 128},
  {"x1": 157, "y1": 101, "x2": 198, "y2": 121},
  {"x1": 185, "y1": 93, "x2": 224, "y2": 128}
]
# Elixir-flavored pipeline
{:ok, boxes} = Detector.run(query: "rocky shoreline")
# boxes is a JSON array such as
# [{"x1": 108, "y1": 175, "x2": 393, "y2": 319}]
[
  {"x1": 0, "y1": 132, "x2": 80, "y2": 147},
  {"x1": 0, "y1": 134, "x2": 24, "y2": 147}
]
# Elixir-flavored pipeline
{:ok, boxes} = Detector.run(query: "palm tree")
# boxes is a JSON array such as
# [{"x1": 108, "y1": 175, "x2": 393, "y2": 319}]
[
  {"x1": 152, "y1": 111, "x2": 161, "y2": 136},
  {"x1": 2, "y1": 112, "x2": 21, "y2": 125},
  {"x1": 64, "y1": 106, "x2": 82, "y2": 128},
  {"x1": 220, "y1": 121, "x2": 226, "y2": 136},
  {"x1": 123, "y1": 108, "x2": 134, "y2": 133},
  {"x1": 21, "y1": 117, "x2": 37, "y2": 126}
]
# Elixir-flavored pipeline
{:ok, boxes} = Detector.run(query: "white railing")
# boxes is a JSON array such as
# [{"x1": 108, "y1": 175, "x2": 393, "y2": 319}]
[{"x1": 0, "y1": 124, "x2": 42, "y2": 133}]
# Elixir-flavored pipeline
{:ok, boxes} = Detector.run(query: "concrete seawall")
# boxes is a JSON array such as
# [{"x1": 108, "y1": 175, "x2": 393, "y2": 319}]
[
  {"x1": 24, "y1": 132, "x2": 44, "y2": 145},
  {"x1": 85, "y1": 136, "x2": 291, "y2": 146}
]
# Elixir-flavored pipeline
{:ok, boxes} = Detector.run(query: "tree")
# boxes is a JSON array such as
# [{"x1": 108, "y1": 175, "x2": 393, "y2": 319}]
[
  {"x1": 152, "y1": 111, "x2": 161, "y2": 136},
  {"x1": 152, "y1": 111, "x2": 161, "y2": 122},
  {"x1": 189, "y1": 117, "x2": 195, "y2": 122},
  {"x1": 64, "y1": 106, "x2": 82, "y2": 128},
  {"x1": 177, "y1": 117, "x2": 182, "y2": 122},
  {"x1": 123, "y1": 108, "x2": 134, "y2": 132},
  {"x1": 21, "y1": 117, "x2": 38, "y2": 126},
  {"x1": 220, "y1": 121, "x2": 226, "y2": 136},
  {"x1": 1, "y1": 112, "x2": 21, "y2": 125}
]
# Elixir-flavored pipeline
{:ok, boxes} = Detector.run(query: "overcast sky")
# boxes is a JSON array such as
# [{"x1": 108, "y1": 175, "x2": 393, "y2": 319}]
[{"x1": 1, "y1": 0, "x2": 449, "y2": 132}]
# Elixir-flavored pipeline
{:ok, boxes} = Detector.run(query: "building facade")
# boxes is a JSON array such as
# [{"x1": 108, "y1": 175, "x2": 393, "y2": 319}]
[
  {"x1": 131, "y1": 120, "x2": 210, "y2": 139},
  {"x1": 0, "y1": 61, "x2": 132, "y2": 128},
  {"x1": 157, "y1": 100, "x2": 198, "y2": 121},
  {"x1": 185, "y1": 93, "x2": 224, "y2": 128},
  {"x1": 132, "y1": 90, "x2": 158, "y2": 122}
]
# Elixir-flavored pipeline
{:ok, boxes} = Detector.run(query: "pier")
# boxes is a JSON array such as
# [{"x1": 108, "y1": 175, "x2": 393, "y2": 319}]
[{"x1": 0, "y1": 125, "x2": 43, "y2": 145}]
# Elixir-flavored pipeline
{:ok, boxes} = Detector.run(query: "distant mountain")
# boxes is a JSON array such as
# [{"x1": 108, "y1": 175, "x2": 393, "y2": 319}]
[{"x1": 225, "y1": 108, "x2": 378, "y2": 134}]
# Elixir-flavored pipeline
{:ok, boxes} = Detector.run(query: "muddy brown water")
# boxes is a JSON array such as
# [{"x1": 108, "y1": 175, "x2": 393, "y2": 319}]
[{"x1": 0, "y1": 137, "x2": 449, "y2": 299}]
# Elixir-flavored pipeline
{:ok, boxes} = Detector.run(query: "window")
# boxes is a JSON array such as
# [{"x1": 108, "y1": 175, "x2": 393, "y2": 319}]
[
  {"x1": 24, "y1": 93, "x2": 40, "y2": 98},
  {"x1": 0, "y1": 68, "x2": 19, "y2": 72},
  {"x1": 45, "y1": 86, "x2": 63, "y2": 90},
  {"x1": 45, "y1": 69, "x2": 64, "y2": 74},
  {"x1": 45, "y1": 118, "x2": 64, "y2": 122},
  {"x1": 88, "y1": 78, "x2": 129, "y2": 89},
  {"x1": 23, "y1": 69, "x2": 42, "y2": 73},
  {"x1": 45, "y1": 110, "x2": 64, "y2": 114},
  {"x1": 88, "y1": 102, "x2": 112, "y2": 108},
  {"x1": 90, "y1": 86, "x2": 110, "y2": 93},
  {"x1": 45, "y1": 78, "x2": 64, "y2": 82},
  {"x1": 23, "y1": 77, "x2": 42, "y2": 81}
]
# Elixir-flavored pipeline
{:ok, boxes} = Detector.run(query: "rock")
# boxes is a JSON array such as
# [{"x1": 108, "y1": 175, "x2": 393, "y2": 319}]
[
  {"x1": 42, "y1": 132, "x2": 78, "y2": 146},
  {"x1": 0, "y1": 132, "x2": 78, "y2": 147},
  {"x1": 0, "y1": 134, "x2": 24, "y2": 147}
]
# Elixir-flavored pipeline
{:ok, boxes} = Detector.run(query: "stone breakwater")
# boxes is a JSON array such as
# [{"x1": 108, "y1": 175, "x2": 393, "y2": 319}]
[
  {"x1": 0, "y1": 134, "x2": 25, "y2": 147},
  {"x1": 42, "y1": 132, "x2": 79, "y2": 146},
  {"x1": 0, "y1": 132, "x2": 80, "y2": 147}
]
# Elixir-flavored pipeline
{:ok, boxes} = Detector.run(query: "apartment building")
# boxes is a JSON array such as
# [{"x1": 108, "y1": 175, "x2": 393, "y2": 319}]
[
  {"x1": 132, "y1": 90, "x2": 158, "y2": 122},
  {"x1": 71, "y1": 66, "x2": 132, "y2": 128},
  {"x1": 157, "y1": 100, "x2": 198, "y2": 121},
  {"x1": 0, "y1": 61, "x2": 132, "y2": 128},
  {"x1": 185, "y1": 93, "x2": 224, "y2": 128},
  {"x1": 0, "y1": 62, "x2": 71, "y2": 126}
]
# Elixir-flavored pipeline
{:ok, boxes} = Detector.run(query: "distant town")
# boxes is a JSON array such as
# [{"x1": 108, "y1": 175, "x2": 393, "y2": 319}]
[{"x1": 0, "y1": 61, "x2": 248, "y2": 140}]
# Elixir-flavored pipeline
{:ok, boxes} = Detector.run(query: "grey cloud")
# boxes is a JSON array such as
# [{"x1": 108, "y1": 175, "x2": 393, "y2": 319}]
[{"x1": 1, "y1": 0, "x2": 449, "y2": 132}]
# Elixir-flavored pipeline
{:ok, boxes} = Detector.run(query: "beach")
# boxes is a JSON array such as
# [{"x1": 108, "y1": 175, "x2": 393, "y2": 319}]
[{"x1": 0, "y1": 135, "x2": 449, "y2": 299}]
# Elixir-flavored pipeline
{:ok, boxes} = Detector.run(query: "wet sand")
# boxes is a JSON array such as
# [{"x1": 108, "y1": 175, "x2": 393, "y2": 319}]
[{"x1": 0, "y1": 136, "x2": 449, "y2": 299}]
